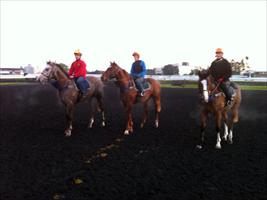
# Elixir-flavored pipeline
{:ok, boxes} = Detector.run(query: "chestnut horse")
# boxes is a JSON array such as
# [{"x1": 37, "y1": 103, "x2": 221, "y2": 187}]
[
  {"x1": 37, "y1": 61, "x2": 106, "y2": 136},
  {"x1": 197, "y1": 70, "x2": 241, "y2": 149},
  {"x1": 101, "y1": 62, "x2": 161, "y2": 135}
]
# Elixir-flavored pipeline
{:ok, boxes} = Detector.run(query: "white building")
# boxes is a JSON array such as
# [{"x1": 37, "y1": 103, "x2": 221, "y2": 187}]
[
  {"x1": 154, "y1": 67, "x2": 163, "y2": 75},
  {"x1": 23, "y1": 64, "x2": 35, "y2": 75}
]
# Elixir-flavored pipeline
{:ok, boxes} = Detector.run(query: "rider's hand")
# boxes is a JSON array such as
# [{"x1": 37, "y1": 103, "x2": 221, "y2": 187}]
[
  {"x1": 70, "y1": 75, "x2": 74, "y2": 79},
  {"x1": 218, "y1": 77, "x2": 224, "y2": 82}
]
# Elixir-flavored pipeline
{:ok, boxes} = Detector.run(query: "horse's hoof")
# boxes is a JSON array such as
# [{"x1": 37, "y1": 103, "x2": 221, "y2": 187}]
[
  {"x1": 215, "y1": 144, "x2": 222, "y2": 149},
  {"x1": 155, "y1": 120, "x2": 159, "y2": 128},
  {"x1": 140, "y1": 123, "x2": 144, "y2": 128},
  {"x1": 88, "y1": 119, "x2": 94, "y2": 129},
  {"x1": 196, "y1": 145, "x2": 203, "y2": 149},
  {"x1": 101, "y1": 121, "x2": 106, "y2": 127},
  {"x1": 228, "y1": 139, "x2": 233, "y2": 144},
  {"x1": 65, "y1": 130, "x2": 72, "y2": 137},
  {"x1": 124, "y1": 130, "x2": 129, "y2": 135}
]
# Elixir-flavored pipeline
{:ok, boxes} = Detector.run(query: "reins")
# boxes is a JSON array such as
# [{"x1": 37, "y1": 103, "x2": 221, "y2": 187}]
[
  {"x1": 210, "y1": 80, "x2": 222, "y2": 95},
  {"x1": 51, "y1": 63, "x2": 78, "y2": 91},
  {"x1": 112, "y1": 65, "x2": 133, "y2": 93}
]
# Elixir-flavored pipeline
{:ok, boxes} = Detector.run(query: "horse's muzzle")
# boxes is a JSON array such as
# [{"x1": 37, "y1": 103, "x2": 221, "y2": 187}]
[{"x1": 36, "y1": 75, "x2": 48, "y2": 85}]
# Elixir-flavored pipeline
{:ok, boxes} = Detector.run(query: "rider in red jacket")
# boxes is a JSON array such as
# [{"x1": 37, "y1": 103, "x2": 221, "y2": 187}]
[
  {"x1": 69, "y1": 56, "x2": 87, "y2": 79},
  {"x1": 69, "y1": 49, "x2": 89, "y2": 97}
]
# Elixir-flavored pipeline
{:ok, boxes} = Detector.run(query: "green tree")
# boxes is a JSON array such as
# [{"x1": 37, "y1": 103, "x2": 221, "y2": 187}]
[
  {"x1": 58, "y1": 63, "x2": 69, "y2": 72},
  {"x1": 162, "y1": 64, "x2": 178, "y2": 75},
  {"x1": 230, "y1": 57, "x2": 250, "y2": 74}
]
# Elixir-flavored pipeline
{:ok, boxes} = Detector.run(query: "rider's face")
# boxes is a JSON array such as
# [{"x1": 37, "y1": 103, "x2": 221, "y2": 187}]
[
  {"x1": 75, "y1": 54, "x2": 81, "y2": 60},
  {"x1": 133, "y1": 55, "x2": 139, "y2": 61},
  {"x1": 215, "y1": 52, "x2": 223, "y2": 59}
]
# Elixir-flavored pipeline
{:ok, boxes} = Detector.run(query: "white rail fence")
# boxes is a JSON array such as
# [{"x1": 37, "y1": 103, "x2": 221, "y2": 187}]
[{"x1": 0, "y1": 74, "x2": 266, "y2": 83}]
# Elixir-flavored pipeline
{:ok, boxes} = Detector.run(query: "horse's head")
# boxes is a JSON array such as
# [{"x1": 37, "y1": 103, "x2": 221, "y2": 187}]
[
  {"x1": 101, "y1": 62, "x2": 121, "y2": 82},
  {"x1": 37, "y1": 61, "x2": 57, "y2": 84},
  {"x1": 37, "y1": 61, "x2": 69, "y2": 85},
  {"x1": 198, "y1": 69, "x2": 211, "y2": 103}
]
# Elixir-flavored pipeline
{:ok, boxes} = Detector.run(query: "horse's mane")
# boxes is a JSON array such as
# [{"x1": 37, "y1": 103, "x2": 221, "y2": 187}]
[
  {"x1": 111, "y1": 62, "x2": 131, "y2": 79},
  {"x1": 47, "y1": 61, "x2": 70, "y2": 78},
  {"x1": 55, "y1": 63, "x2": 70, "y2": 78}
]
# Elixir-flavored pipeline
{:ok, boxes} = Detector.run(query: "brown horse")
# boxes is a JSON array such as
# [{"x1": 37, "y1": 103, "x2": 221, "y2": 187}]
[
  {"x1": 197, "y1": 70, "x2": 241, "y2": 149},
  {"x1": 37, "y1": 61, "x2": 105, "y2": 136},
  {"x1": 101, "y1": 62, "x2": 161, "y2": 135}
]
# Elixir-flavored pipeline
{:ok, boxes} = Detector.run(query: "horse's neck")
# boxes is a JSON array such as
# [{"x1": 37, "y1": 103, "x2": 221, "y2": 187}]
[
  {"x1": 55, "y1": 70, "x2": 71, "y2": 87},
  {"x1": 117, "y1": 69, "x2": 131, "y2": 86},
  {"x1": 207, "y1": 77, "x2": 218, "y2": 92}
]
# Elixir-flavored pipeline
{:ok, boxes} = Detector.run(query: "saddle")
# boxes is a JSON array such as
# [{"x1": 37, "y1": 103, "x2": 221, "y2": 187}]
[
  {"x1": 227, "y1": 82, "x2": 237, "y2": 96},
  {"x1": 210, "y1": 81, "x2": 237, "y2": 102},
  {"x1": 131, "y1": 79, "x2": 151, "y2": 92},
  {"x1": 75, "y1": 79, "x2": 90, "y2": 91}
]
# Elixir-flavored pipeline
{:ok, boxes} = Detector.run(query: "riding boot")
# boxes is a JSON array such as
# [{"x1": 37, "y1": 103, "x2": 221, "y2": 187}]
[{"x1": 220, "y1": 81, "x2": 232, "y2": 107}]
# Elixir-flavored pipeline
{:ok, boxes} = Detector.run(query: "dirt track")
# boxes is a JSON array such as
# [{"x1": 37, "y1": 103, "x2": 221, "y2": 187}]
[{"x1": 0, "y1": 83, "x2": 266, "y2": 200}]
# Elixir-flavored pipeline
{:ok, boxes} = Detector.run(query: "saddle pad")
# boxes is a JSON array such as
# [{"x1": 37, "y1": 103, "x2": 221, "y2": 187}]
[{"x1": 143, "y1": 80, "x2": 150, "y2": 90}]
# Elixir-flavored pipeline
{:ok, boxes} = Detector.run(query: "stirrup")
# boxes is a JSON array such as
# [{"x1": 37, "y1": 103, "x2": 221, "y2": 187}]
[{"x1": 225, "y1": 100, "x2": 232, "y2": 107}]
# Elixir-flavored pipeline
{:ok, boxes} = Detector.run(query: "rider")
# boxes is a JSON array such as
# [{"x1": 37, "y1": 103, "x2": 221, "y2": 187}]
[
  {"x1": 69, "y1": 49, "x2": 89, "y2": 98},
  {"x1": 208, "y1": 48, "x2": 233, "y2": 106},
  {"x1": 130, "y1": 52, "x2": 147, "y2": 96}
]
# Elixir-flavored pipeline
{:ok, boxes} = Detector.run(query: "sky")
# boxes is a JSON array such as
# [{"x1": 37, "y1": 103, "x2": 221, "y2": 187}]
[{"x1": 1, "y1": 0, "x2": 266, "y2": 72}]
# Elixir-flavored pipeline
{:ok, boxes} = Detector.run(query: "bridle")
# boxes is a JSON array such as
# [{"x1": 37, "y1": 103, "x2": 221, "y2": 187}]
[
  {"x1": 107, "y1": 64, "x2": 134, "y2": 93},
  {"x1": 109, "y1": 65, "x2": 121, "y2": 79},
  {"x1": 41, "y1": 64, "x2": 54, "y2": 80},
  {"x1": 200, "y1": 76, "x2": 223, "y2": 103}
]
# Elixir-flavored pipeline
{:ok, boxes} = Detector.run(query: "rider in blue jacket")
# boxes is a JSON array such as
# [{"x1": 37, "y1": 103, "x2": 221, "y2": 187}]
[{"x1": 130, "y1": 52, "x2": 147, "y2": 96}]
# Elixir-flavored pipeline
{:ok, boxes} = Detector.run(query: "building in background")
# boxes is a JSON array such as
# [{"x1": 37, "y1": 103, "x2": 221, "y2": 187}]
[
  {"x1": 23, "y1": 64, "x2": 35, "y2": 75},
  {"x1": 154, "y1": 68, "x2": 163, "y2": 75},
  {"x1": 178, "y1": 62, "x2": 196, "y2": 75},
  {"x1": 0, "y1": 67, "x2": 24, "y2": 75}
]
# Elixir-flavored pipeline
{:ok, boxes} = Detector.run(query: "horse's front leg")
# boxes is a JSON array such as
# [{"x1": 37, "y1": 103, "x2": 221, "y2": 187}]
[
  {"x1": 124, "y1": 105, "x2": 133, "y2": 135},
  {"x1": 196, "y1": 109, "x2": 208, "y2": 149},
  {"x1": 222, "y1": 111, "x2": 229, "y2": 141},
  {"x1": 215, "y1": 111, "x2": 222, "y2": 149},
  {"x1": 65, "y1": 104, "x2": 74, "y2": 137}
]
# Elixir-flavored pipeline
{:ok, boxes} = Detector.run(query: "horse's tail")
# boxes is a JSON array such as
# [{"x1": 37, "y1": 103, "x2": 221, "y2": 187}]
[
  {"x1": 231, "y1": 84, "x2": 242, "y2": 123},
  {"x1": 147, "y1": 78, "x2": 161, "y2": 113}
]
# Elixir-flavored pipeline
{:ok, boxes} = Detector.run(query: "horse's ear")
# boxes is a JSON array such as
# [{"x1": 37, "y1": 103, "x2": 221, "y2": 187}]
[{"x1": 197, "y1": 70, "x2": 201, "y2": 76}]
